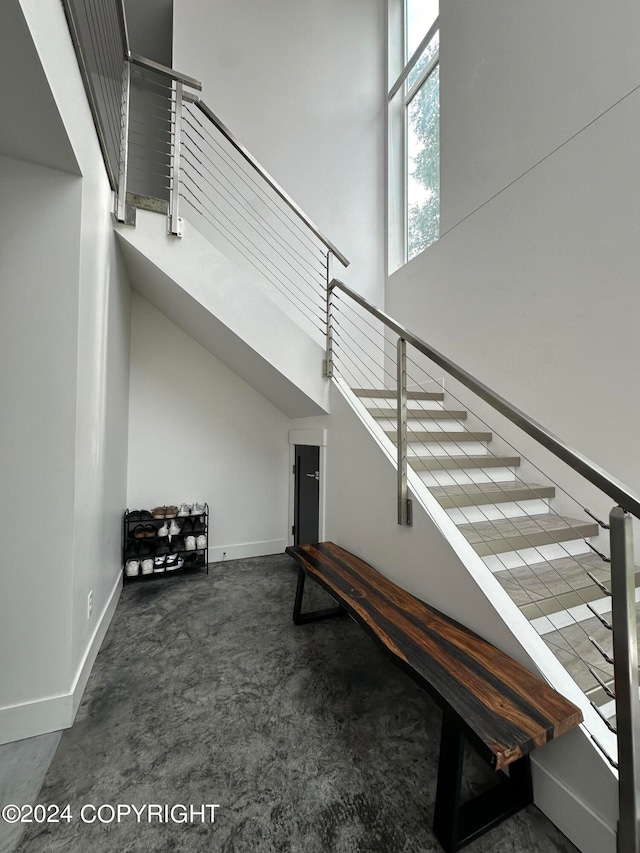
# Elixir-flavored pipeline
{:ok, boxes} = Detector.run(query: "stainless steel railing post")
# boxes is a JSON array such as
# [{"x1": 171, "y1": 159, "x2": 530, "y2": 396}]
[
  {"x1": 397, "y1": 337, "x2": 412, "y2": 526},
  {"x1": 610, "y1": 507, "x2": 640, "y2": 853},
  {"x1": 168, "y1": 80, "x2": 184, "y2": 236},
  {"x1": 323, "y1": 252, "x2": 334, "y2": 377},
  {"x1": 115, "y1": 58, "x2": 131, "y2": 223}
]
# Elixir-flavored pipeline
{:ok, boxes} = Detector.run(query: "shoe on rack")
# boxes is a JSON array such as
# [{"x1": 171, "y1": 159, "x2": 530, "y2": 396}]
[
  {"x1": 181, "y1": 517, "x2": 193, "y2": 533},
  {"x1": 185, "y1": 535, "x2": 196, "y2": 551},
  {"x1": 125, "y1": 559, "x2": 140, "y2": 577},
  {"x1": 165, "y1": 554, "x2": 179, "y2": 571},
  {"x1": 141, "y1": 558, "x2": 154, "y2": 575},
  {"x1": 151, "y1": 506, "x2": 165, "y2": 519},
  {"x1": 175, "y1": 556, "x2": 185, "y2": 570},
  {"x1": 192, "y1": 516, "x2": 205, "y2": 533},
  {"x1": 140, "y1": 509, "x2": 153, "y2": 520},
  {"x1": 192, "y1": 503, "x2": 205, "y2": 516},
  {"x1": 154, "y1": 555, "x2": 166, "y2": 573},
  {"x1": 138, "y1": 540, "x2": 153, "y2": 558},
  {"x1": 177, "y1": 503, "x2": 191, "y2": 517},
  {"x1": 144, "y1": 524, "x2": 157, "y2": 538},
  {"x1": 127, "y1": 509, "x2": 141, "y2": 522},
  {"x1": 158, "y1": 520, "x2": 169, "y2": 537},
  {"x1": 169, "y1": 519, "x2": 181, "y2": 536},
  {"x1": 132, "y1": 524, "x2": 146, "y2": 539},
  {"x1": 164, "y1": 505, "x2": 178, "y2": 519},
  {"x1": 171, "y1": 535, "x2": 185, "y2": 553},
  {"x1": 156, "y1": 538, "x2": 170, "y2": 556},
  {"x1": 124, "y1": 540, "x2": 139, "y2": 560},
  {"x1": 196, "y1": 535, "x2": 207, "y2": 550}
]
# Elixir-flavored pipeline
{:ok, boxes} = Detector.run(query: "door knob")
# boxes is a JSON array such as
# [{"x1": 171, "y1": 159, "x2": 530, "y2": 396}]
[{"x1": 306, "y1": 472, "x2": 319, "y2": 480}]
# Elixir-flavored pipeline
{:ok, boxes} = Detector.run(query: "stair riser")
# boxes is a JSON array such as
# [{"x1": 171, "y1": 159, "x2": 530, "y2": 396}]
[
  {"x1": 484, "y1": 539, "x2": 592, "y2": 571},
  {"x1": 377, "y1": 417, "x2": 468, "y2": 431},
  {"x1": 530, "y1": 587, "x2": 640, "y2": 637},
  {"x1": 447, "y1": 499, "x2": 551, "y2": 525},
  {"x1": 419, "y1": 467, "x2": 518, "y2": 487},
  {"x1": 407, "y1": 441, "x2": 489, "y2": 457},
  {"x1": 361, "y1": 398, "x2": 445, "y2": 410}
]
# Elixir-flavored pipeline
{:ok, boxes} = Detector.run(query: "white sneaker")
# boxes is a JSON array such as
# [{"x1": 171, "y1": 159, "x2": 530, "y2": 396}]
[
  {"x1": 192, "y1": 502, "x2": 205, "y2": 516},
  {"x1": 125, "y1": 559, "x2": 140, "y2": 577},
  {"x1": 141, "y1": 558, "x2": 154, "y2": 575},
  {"x1": 168, "y1": 519, "x2": 181, "y2": 536},
  {"x1": 178, "y1": 503, "x2": 191, "y2": 517},
  {"x1": 185, "y1": 536, "x2": 196, "y2": 551},
  {"x1": 196, "y1": 534, "x2": 207, "y2": 550},
  {"x1": 165, "y1": 554, "x2": 179, "y2": 571},
  {"x1": 158, "y1": 521, "x2": 169, "y2": 537},
  {"x1": 176, "y1": 556, "x2": 185, "y2": 570},
  {"x1": 154, "y1": 555, "x2": 166, "y2": 573}
]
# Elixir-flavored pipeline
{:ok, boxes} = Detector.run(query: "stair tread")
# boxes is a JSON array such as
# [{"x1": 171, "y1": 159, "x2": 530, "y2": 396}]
[
  {"x1": 386, "y1": 430, "x2": 492, "y2": 442},
  {"x1": 539, "y1": 603, "x2": 640, "y2": 694},
  {"x1": 411, "y1": 455, "x2": 521, "y2": 471},
  {"x1": 354, "y1": 388, "x2": 444, "y2": 401},
  {"x1": 495, "y1": 552, "x2": 611, "y2": 609},
  {"x1": 457, "y1": 514, "x2": 599, "y2": 556},
  {"x1": 430, "y1": 481, "x2": 555, "y2": 508},
  {"x1": 368, "y1": 407, "x2": 467, "y2": 420}
]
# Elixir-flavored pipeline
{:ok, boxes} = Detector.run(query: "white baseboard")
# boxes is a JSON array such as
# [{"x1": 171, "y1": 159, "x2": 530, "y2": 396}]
[
  {"x1": 532, "y1": 754, "x2": 617, "y2": 853},
  {"x1": 0, "y1": 574, "x2": 122, "y2": 746},
  {"x1": 208, "y1": 538, "x2": 287, "y2": 564},
  {"x1": 71, "y1": 573, "x2": 122, "y2": 716}
]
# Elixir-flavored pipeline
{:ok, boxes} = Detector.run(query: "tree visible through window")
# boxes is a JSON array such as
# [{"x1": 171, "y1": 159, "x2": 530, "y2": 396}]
[
  {"x1": 404, "y1": 2, "x2": 439, "y2": 261},
  {"x1": 407, "y1": 63, "x2": 439, "y2": 258}
]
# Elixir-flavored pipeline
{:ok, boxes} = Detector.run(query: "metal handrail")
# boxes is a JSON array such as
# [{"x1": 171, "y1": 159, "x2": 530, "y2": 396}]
[
  {"x1": 115, "y1": 0, "x2": 130, "y2": 56},
  {"x1": 129, "y1": 53, "x2": 203, "y2": 90},
  {"x1": 186, "y1": 97, "x2": 350, "y2": 268},
  {"x1": 330, "y1": 277, "x2": 640, "y2": 520}
]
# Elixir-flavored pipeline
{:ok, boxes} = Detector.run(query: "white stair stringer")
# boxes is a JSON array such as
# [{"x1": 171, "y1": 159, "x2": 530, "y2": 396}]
[
  {"x1": 328, "y1": 377, "x2": 618, "y2": 853},
  {"x1": 115, "y1": 209, "x2": 329, "y2": 418}
]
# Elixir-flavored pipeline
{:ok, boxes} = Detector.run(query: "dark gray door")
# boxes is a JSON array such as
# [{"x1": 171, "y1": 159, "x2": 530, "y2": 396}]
[{"x1": 294, "y1": 445, "x2": 320, "y2": 545}]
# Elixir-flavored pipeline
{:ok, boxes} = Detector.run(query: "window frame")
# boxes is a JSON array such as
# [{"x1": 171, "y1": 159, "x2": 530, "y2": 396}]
[{"x1": 388, "y1": 7, "x2": 440, "y2": 269}]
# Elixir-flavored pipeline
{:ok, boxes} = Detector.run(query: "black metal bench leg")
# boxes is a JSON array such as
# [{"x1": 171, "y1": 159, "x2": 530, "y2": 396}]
[
  {"x1": 292, "y1": 567, "x2": 345, "y2": 625},
  {"x1": 433, "y1": 713, "x2": 533, "y2": 853},
  {"x1": 433, "y1": 714, "x2": 465, "y2": 852}
]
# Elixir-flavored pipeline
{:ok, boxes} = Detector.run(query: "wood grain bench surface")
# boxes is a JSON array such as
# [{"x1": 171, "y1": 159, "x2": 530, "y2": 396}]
[{"x1": 286, "y1": 541, "x2": 583, "y2": 772}]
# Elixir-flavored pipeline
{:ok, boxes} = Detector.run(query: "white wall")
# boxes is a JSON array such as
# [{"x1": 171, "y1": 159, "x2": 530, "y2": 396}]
[
  {"x1": 173, "y1": 0, "x2": 387, "y2": 304},
  {"x1": 439, "y1": 0, "x2": 640, "y2": 232},
  {"x1": 0, "y1": 156, "x2": 79, "y2": 719},
  {"x1": 127, "y1": 295, "x2": 291, "y2": 561},
  {"x1": 0, "y1": 0, "x2": 131, "y2": 745},
  {"x1": 386, "y1": 1, "x2": 640, "y2": 511}
]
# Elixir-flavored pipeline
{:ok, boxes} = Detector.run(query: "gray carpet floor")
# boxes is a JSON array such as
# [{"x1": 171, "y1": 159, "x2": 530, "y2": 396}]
[{"x1": 18, "y1": 555, "x2": 578, "y2": 852}]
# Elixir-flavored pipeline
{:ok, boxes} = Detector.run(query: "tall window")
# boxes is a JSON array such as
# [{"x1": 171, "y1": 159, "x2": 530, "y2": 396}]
[{"x1": 389, "y1": 1, "x2": 440, "y2": 264}]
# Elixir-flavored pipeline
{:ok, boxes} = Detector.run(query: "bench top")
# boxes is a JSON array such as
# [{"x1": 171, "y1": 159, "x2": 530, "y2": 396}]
[{"x1": 286, "y1": 541, "x2": 583, "y2": 771}]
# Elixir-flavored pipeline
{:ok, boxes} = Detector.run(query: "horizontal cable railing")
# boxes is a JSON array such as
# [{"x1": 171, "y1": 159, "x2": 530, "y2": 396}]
[
  {"x1": 63, "y1": 0, "x2": 349, "y2": 341},
  {"x1": 335, "y1": 293, "x2": 620, "y2": 699},
  {"x1": 127, "y1": 63, "x2": 175, "y2": 202},
  {"x1": 179, "y1": 98, "x2": 347, "y2": 341},
  {"x1": 61, "y1": 0, "x2": 129, "y2": 190},
  {"x1": 328, "y1": 276, "x2": 640, "y2": 850}
]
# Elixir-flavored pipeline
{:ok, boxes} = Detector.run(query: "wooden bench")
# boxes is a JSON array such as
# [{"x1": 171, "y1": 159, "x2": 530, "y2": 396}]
[{"x1": 286, "y1": 541, "x2": 583, "y2": 853}]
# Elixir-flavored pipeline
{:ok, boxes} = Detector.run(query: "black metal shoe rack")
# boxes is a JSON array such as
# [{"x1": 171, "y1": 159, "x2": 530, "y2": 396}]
[{"x1": 122, "y1": 504, "x2": 209, "y2": 582}]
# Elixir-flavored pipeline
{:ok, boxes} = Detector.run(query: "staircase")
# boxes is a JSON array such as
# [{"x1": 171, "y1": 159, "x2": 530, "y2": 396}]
[{"x1": 353, "y1": 386, "x2": 632, "y2": 729}]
